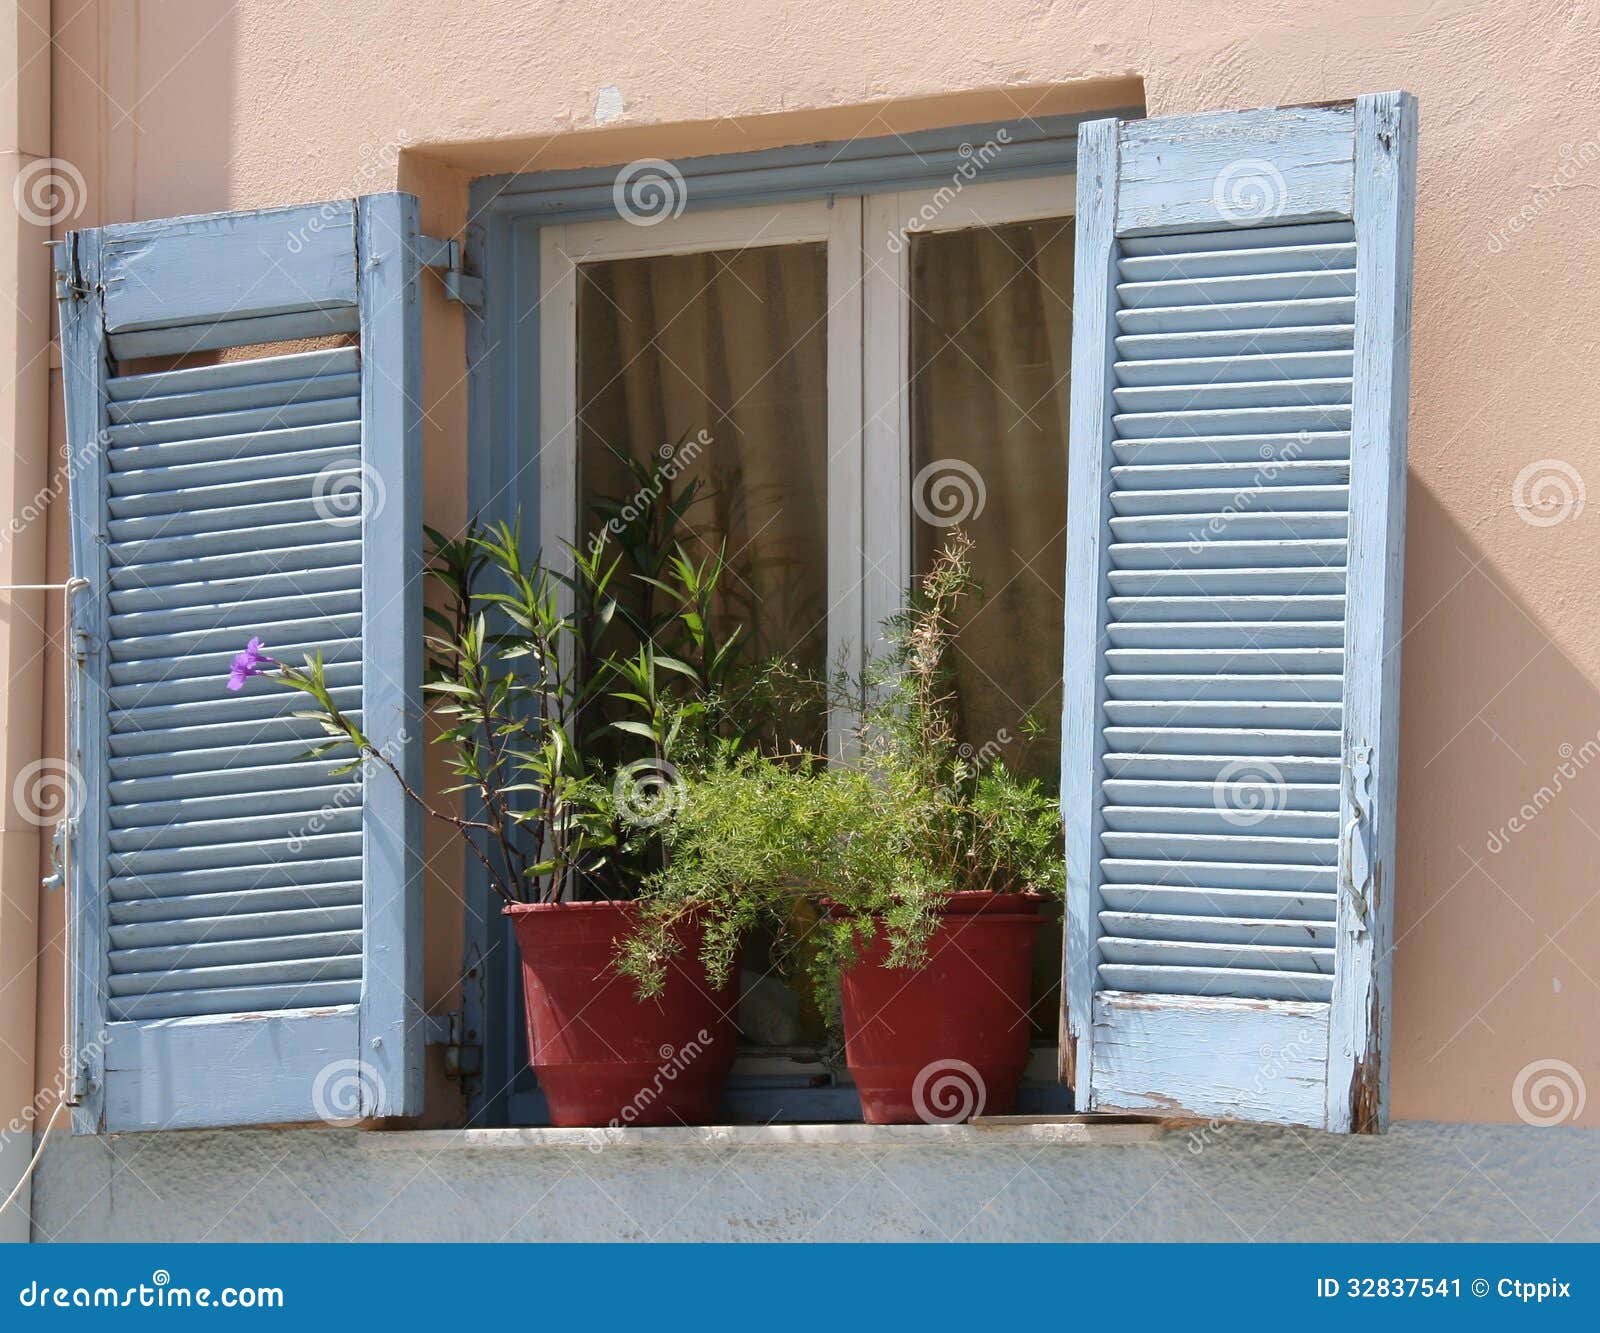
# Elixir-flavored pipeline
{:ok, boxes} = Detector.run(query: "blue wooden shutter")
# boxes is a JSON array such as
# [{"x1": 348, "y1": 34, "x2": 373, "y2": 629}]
[
  {"x1": 58, "y1": 195, "x2": 425, "y2": 1132},
  {"x1": 1062, "y1": 94, "x2": 1415, "y2": 1132}
]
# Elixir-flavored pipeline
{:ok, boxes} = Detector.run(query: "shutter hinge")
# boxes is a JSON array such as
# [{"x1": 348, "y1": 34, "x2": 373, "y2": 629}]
[
  {"x1": 53, "y1": 234, "x2": 91, "y2": 300},
  {"x1": 424, "y1": 1010, "x2": 482, "y2": 1081},
  {"x1": 417, "y1": 235, "x2": 483, "y2": 309}
]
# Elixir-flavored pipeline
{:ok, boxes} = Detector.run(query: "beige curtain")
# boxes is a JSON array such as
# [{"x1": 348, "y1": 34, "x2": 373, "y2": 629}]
[
  {"x1": 577, "y1": 219, "x2": 1074, "y2": 785},
  {"x1": 578, "y1": 243, "x2": 830, "y2": 681},
  {"x1": 909, "y1": 217, "x2": 1075, "y2": 784}
]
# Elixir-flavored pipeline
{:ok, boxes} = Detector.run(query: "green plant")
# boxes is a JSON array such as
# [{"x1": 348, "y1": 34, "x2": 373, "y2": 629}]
[
  {"x1": 619, "y1": 528, "x2": 1062, "y2": 1005},
  {"x1": 233, "y1": 495, "x2": 766, "y2": 903}
]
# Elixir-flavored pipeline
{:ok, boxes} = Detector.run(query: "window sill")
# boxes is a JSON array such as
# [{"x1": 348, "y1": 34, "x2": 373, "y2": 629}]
[{"x1": 361, "y1": 1116, "x2": 1168, "y2": 1151}]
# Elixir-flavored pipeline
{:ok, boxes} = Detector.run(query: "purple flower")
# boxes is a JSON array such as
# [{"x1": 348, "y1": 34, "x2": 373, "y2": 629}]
[{"x1": 227, "y1": 636, "x2": 275, "y2": 692}]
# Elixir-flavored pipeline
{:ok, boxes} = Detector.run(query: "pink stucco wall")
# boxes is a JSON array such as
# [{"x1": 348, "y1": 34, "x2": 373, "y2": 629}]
[{"x1": 27, "y1": 0, "x2": 1600, "y2": 1126}]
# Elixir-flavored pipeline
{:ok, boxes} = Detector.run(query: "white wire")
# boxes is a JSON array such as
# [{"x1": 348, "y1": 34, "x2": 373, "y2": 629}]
[
  {"x1": 0, "y1": 1098, "x2": 64, "y2": 1218},
  {"x1": 0, "y1": 578, "x2": 89, "y2": 1168}
]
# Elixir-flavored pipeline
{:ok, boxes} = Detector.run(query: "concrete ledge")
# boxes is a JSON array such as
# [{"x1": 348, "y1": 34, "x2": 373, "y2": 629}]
[
  {"x1": 359, "y1": 1117, "x2": 1168, "y2": 1151},
  {"x1": 34, "y1": 1120, "x2": 1600, "y2": 1242}
]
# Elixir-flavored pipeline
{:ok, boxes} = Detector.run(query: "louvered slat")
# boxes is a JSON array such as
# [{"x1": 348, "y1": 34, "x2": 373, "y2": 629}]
[
  {"x1": 1094, "y1": 220, "x2": 1354, "y2": 1004},
  {"x1": 100, "y1": 348, "x2": 366, "y2": 1023}
]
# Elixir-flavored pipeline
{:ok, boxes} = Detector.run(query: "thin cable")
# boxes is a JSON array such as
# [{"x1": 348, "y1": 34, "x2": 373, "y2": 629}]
[
  {"x1": 0, "y1": 577, "x2": 90, "y2": 1123},
  {"x1": 0, "y1": 1098, "x2": 63, "y2": 1218}
]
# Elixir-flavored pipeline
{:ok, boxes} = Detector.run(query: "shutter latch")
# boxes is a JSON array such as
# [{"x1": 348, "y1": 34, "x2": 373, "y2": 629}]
[
  {"x1": 42, "y1": 818, "x2": 73, "y2": 893},
  {"x1": 1341, "y1": 742, "x2": 1375, "y2": 935},
  {"x1": 417, "y1": 235, "x2": 483, "y2": 309}
]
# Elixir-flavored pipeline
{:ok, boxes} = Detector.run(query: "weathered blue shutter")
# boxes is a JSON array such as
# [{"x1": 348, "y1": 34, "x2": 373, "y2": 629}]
[
  {"x1": 1062, "y1": 95, "x2": 1415, "y2": 1131},
  {"x1": 58, "y1": 196, "x2": 425, "y2": 1131}
]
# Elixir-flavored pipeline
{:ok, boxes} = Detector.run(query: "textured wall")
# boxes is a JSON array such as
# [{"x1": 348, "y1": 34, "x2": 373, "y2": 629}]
[
  {"x1": 24, "y1": 0, "x2": 1600, "y2": 1129},
  {"x1": 32, "y1": 1122, "x2": 1600, "y2": 1243}
]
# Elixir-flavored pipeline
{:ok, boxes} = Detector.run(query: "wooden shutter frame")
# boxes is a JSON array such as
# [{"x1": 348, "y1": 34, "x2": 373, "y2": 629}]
[
  {"x1": 59, "y1": 194, "x2": 425, "y2": 1133},
  {"x1": 1061, "y1": 94, "x2": 1416, "y2": 1133}
]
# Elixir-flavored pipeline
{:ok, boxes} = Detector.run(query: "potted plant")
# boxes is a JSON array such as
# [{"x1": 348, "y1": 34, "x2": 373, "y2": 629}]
[
  {"x1": 232, "y1": 498, "x2": 756, "y2": 1128},
  {"x1": 621, "y1": 530, "x2": 1062, "y2": 1123}
]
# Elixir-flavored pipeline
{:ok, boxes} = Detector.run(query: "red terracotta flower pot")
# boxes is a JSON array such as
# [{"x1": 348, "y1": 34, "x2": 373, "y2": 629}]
[
  {"x1": 506, "y1": 900, "x2": 738, "y2": 1128},
  {"x1": 838, "y1": 892, "x2": 1044, "y2": 1124}
]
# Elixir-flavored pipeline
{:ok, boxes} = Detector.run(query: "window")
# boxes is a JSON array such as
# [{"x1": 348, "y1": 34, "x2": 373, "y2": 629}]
[
  {"x1": 537, "y1": 178, "x2": 1074, "y2": 758},
  {"x1": 526, "y1": 176, "x2": 1076, "y2": 1119}
]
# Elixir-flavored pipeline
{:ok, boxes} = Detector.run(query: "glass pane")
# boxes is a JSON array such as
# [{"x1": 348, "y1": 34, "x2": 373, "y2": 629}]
[
  {"x1": 909, "y1": 217, "x2": 1074, "y2": 786},
  {"x1": 577, "y1": 241, "x2": 830, "y2": 750}
]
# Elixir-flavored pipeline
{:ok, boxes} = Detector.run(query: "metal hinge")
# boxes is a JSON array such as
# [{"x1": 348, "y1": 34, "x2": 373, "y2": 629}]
[
  {"x1": 424, "y1": 1010, "x2": 482, "y2": 1082},
  {"x1": 417, "y1": 235, "x2": 483, "y2": 309},
  {"x1": 52, "y1": 235, "x2": 91, "y2": 300}
]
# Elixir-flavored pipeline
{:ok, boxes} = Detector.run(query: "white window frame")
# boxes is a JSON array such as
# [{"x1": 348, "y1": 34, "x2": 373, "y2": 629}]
[{"x1": 536, "y1": 177, "x2": 1075, "y2": 752}]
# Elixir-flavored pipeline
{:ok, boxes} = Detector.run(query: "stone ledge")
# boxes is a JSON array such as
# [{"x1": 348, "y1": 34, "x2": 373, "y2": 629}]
[{"x1": 359, "y1": 1116, "x2": 1170, "y2": 1151}]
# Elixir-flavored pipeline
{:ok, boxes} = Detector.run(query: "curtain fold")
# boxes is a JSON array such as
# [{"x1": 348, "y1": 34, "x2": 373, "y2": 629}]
[
  {"x1": 909, "y1": 217, "x2": 1075, "y2": 784},
  {"x1": 578, "y1": 242, "x2": 831, "y2": 688}
]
